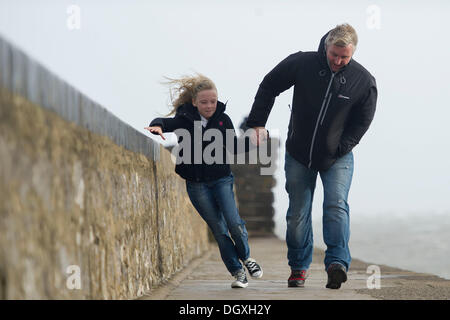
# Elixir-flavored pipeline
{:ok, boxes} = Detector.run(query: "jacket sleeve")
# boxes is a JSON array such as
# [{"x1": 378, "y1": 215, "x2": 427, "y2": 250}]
[
  {"x1": 336, "y1": 79, "x2": 377, "y2": 157},
  {"x1": 246, "y1": 51, "x2": 303, "y2": 128},
  {"x1": 149, "y1": 116, "x2": 185, "y2": 133}
]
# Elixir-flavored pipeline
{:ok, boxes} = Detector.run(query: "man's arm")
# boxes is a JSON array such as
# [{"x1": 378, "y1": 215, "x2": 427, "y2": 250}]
[
  {"x1": 246, "y1": 52, "x2": 303, "y2": 128},
  {"x1": 336, "y1": 80, "x2": 377, "y2": 157}
]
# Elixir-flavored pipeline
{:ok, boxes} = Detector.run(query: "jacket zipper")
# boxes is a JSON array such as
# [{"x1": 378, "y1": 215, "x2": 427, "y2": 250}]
[
  {"x1": 320, "y1": 93, "x2": 332, "y2": 125},
  {"x1": 308, "y1": 72, "x2": 335, "y2": 168},
  {"x1": 289, "y1": 112, "x2": 295, "y2": 139}
]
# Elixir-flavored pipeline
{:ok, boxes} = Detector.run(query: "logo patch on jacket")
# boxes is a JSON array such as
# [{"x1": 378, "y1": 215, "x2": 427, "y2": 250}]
[{"x1": 337, "y1": 94, "x2": 350, "y2": 100}]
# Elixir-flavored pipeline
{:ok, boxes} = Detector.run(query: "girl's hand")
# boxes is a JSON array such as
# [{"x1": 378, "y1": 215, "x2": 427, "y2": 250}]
[{"x1": 144, "y1": 126, "x2": 166, "y2": 140}]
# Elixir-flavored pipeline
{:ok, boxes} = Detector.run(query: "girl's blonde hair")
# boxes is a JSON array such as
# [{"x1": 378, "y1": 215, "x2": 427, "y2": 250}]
[{"x1": 163, "y1": 73, "x2": 217, "y2": 116}]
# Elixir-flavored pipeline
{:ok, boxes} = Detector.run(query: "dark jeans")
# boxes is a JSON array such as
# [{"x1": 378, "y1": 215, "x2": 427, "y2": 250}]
[{"x1": 186, "y1": 174, "x2": 250, "y2": 274}]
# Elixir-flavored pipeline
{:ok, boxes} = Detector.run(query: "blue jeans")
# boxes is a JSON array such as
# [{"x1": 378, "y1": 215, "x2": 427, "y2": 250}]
[
  {"x1": 186, "y1": 174, "x2": 250, "y2": 274},
  {"x1": 284, "y1": 151, "x2": 354, "y2": 272}
]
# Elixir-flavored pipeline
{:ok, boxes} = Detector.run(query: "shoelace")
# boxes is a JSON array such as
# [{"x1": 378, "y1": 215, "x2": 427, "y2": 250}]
[
  {"x1": 235, "y1": 271, "x2": 246, "y2": 282},
  {"x1": 245, "y1": 260, "x2": 260, "y2": 273}
]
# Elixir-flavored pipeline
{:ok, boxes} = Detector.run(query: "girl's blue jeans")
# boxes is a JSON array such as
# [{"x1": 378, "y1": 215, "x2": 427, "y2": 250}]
[{"x1": 186, "y1": 173, "x2": 250, "y2": 274}]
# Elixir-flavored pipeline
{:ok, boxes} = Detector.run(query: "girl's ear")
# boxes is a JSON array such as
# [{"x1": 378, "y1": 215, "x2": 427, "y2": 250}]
[{"x1": 192, "y1": 98, "x2": 197, "y2": 107}]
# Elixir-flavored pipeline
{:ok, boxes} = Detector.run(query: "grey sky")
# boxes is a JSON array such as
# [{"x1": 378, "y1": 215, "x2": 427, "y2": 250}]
[{"x1": 1, "y1": 0, "x2": 449, "y2": 235}]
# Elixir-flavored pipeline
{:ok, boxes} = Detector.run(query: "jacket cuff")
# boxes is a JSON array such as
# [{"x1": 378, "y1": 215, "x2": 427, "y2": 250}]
[
  {"x1": 245, "y1": 118, "x2": 266, "y2": 128},
  {"x1": 149, "y1": 118, "x2": 164, "y2": 131}
]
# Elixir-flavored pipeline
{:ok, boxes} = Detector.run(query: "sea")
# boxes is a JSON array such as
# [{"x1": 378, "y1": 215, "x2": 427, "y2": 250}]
[{"x1": 274, "y1": 210, "x2": 450, "y2": 280}]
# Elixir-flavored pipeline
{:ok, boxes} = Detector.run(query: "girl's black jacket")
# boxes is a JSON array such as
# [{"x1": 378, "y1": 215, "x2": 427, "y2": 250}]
[
  {"x1": 150, "y1": 101, "x2": 249, "y2": 182},
  {"x1": 246, "y1": 31, "x2": 378, "y2": 171}
]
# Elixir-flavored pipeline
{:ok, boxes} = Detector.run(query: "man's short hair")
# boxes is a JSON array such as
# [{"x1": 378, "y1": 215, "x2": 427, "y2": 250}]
[{"x1": 325, "y1": 23, "x2": 358, "y2": 51}]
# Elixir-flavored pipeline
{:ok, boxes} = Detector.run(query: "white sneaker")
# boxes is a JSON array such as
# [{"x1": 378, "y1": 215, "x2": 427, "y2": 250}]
[
  {"x1": 231, "y1": 269, "x2": 248, "y2": 288},
  {"x1": 244, "y1": 258, "x2": 263, "y2": 279}
]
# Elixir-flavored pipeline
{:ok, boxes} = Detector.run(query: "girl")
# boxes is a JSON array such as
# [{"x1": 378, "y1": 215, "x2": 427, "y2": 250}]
[{"x1": 145, "y1": 74, "x2": 263, "y2": 288}]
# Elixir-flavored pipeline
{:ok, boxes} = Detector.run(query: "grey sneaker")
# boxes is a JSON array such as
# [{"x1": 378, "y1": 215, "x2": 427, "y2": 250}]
[
  {"x1": 243, "y1": 258, "x2": 263, "y2": 279},
  {"x1": 231, "y1": 269, "x2": 248, "y2": 288}
]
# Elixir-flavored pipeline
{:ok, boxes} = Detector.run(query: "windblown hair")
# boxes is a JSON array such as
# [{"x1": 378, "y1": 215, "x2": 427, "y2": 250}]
[
  {"x1": 325, "y1": 23, "x2": 358, "y2": 51},
  {"x1": 163, "y1": 73, "x2": 217, "y2": 116}
]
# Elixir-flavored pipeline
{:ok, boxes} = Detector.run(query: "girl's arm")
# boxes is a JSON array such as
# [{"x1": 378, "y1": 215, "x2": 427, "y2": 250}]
[
  {"x1": 145, "y1": 116, "x2": 186, "y2": 139},
  {"x1": 148, "y1": 116, "x2": 185, "y2": 132}
]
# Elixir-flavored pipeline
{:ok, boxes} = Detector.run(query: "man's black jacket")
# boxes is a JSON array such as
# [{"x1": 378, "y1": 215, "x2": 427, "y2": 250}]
[
  {"x1": 150, "y1": 101, "x2": 248, "y2": 182},
  {"x1": 246, "y1": 32, "x2": 377, "y2": 171}
]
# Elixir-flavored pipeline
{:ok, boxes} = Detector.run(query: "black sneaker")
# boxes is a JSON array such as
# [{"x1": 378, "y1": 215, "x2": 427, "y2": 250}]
[
  {"x1": 326, "y1": 263, "x2": 347, "y2": 289},
  {"x1": 243, "y1": 258, "x2": 263, "y2": 278},
  {"x1": 288, "y1": 270, "x2": 307, "y2": 287},
  {"x1": 231, "y1": 269, "x2": 248, "y2": 288}
]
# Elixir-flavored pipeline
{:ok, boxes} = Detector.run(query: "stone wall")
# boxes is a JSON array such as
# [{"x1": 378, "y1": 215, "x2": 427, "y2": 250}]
[
  {"x1": 231, "y1": 136, "x2": 279, "y2": 237},
  {"x1": 0, "y1": 35, "x2": 210, "y2": 299},
  {"x1": 0, "y1": 88, "x2": 210, "y2": 300}
]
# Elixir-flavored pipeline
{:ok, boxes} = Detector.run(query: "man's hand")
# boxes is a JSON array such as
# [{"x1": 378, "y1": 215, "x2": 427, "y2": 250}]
[
  {"x1": 250, "y1": 126, "x2": 268, "y2": 146},
  {"x1": 144, "y1": 126, "x2": 166, "y2": 140}
]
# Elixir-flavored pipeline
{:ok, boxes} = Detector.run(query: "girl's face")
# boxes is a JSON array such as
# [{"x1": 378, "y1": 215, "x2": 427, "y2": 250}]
[{"x1": 192, "y1": 89, "x2": 217, "y2": 119}]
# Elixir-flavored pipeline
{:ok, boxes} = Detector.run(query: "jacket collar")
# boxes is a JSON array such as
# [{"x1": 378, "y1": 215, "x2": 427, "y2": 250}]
[{"x1": 176, "y1": 100, "x2": 226, "y2": 123}]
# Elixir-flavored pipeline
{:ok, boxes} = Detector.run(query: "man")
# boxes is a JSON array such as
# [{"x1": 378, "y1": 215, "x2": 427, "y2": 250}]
[{"x1": 246, "y1": 24, "x2": 377, "y2": 289}]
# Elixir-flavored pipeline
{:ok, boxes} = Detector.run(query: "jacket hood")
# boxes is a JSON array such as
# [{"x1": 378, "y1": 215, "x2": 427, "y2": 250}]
[
  {"x1": 318, "y1": 31, "x2": 330, "y2": 57},
  {"x1": 176, "y1": 100, "x2": 227, "y2": 122}
]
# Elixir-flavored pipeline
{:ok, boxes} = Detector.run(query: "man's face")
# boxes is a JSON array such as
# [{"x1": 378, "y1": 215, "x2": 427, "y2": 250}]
[{"x1": 326, "y1": 44, "x2": 354, "y2": 72}]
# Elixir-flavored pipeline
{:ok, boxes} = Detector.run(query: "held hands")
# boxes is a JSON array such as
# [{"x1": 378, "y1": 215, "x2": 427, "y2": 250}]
[
  {"x1": 250, "y1": 126, "x2": 268, "y2": 146},
  {"x1": 144, "y1": 126, "x2": 166, "y2": 140}
]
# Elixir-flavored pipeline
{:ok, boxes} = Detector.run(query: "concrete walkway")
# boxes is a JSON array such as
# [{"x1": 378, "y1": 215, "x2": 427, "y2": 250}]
[{"x1": 140, "y1": 237, "x2": 450, "y2": 300}]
